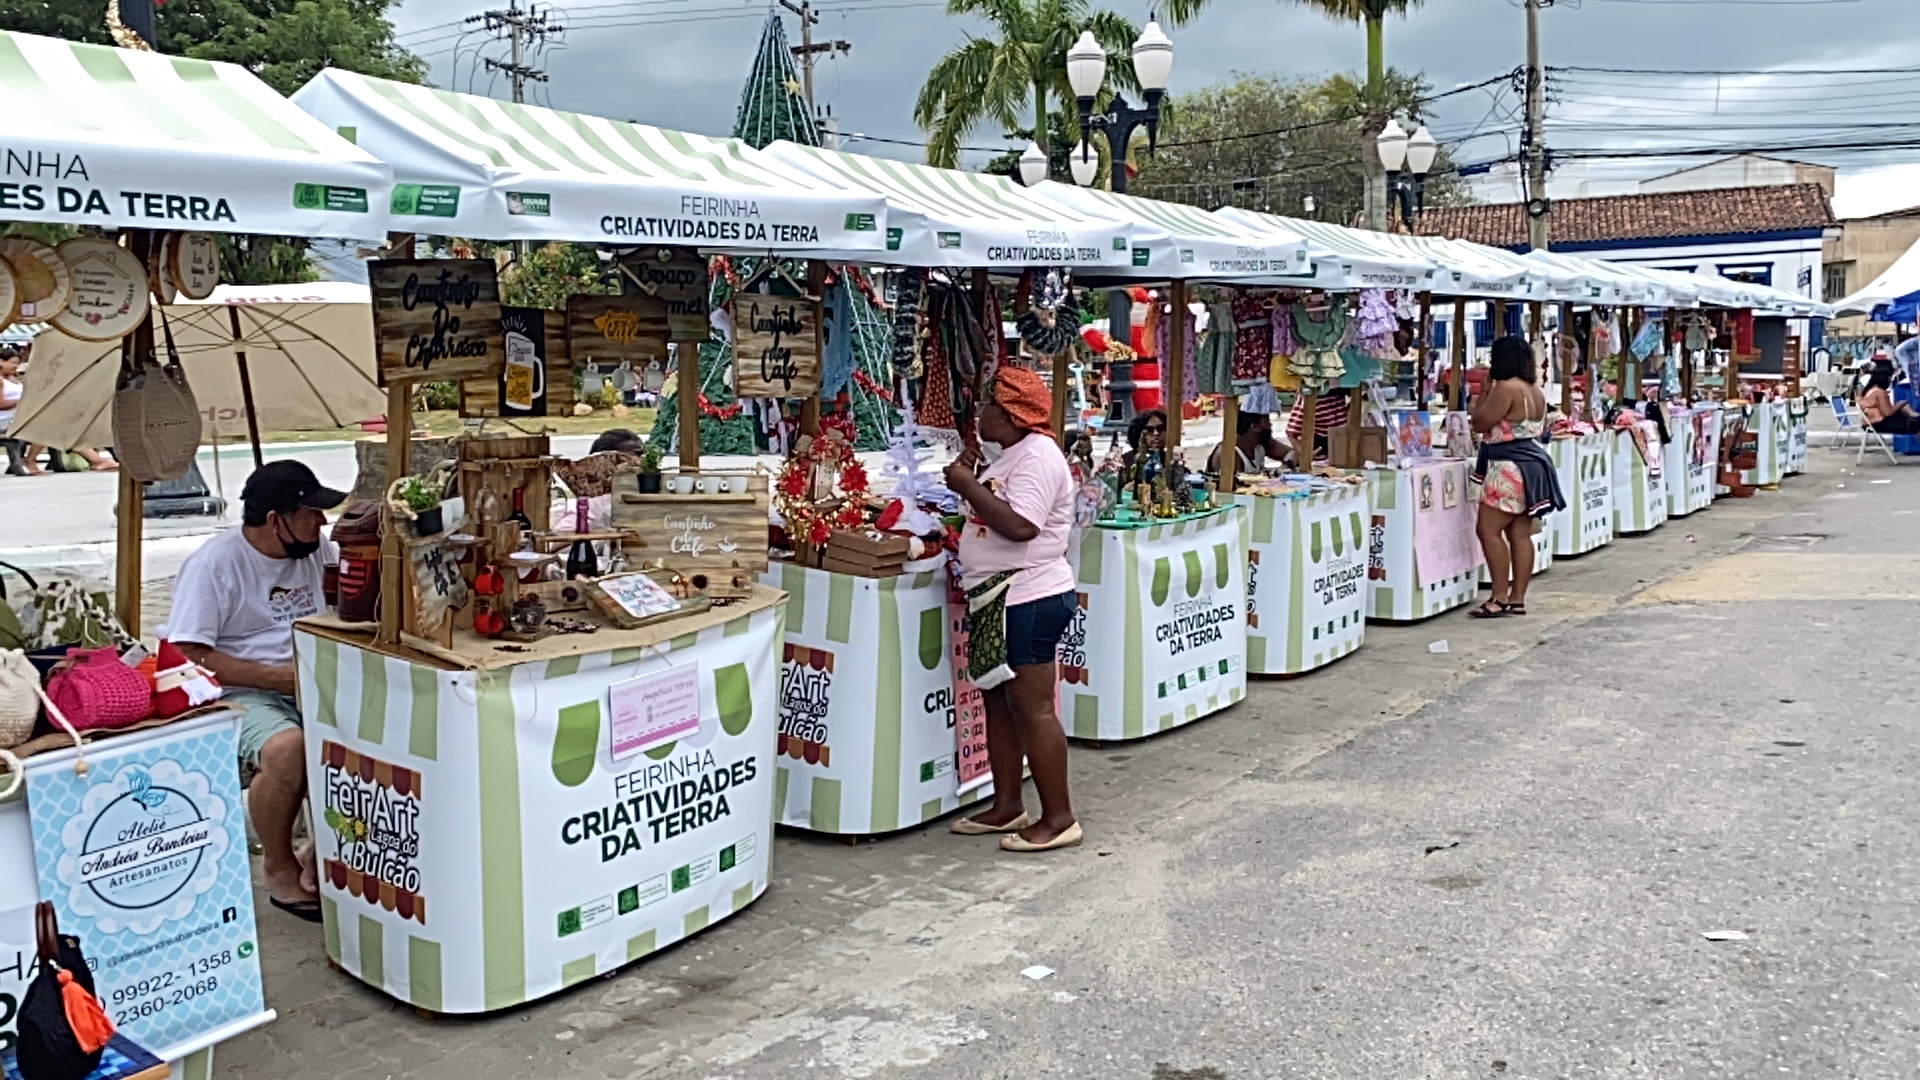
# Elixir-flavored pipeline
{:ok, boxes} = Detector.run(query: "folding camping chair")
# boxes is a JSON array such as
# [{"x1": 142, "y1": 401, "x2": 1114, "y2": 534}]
[{"x1": 1830, "y1": 397, "x2": 1899, "y2": 466}]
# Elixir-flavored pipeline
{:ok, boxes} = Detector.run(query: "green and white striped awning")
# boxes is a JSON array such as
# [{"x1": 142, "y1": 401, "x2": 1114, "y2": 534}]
[
  {"x1": 1523, "y1": 251, "x2": 1649, "y2": 304},
  {"x1": 291, "y1": 70, "x2": 887, "y2": 250},
  {"x1": 1389, "y1": 235, "x2": 1543, "y2": 299},
  {"x1": 1024, "y1": 181, "x2": 1310, "y2": 279},
  {"x1": 0, "y1": 30, "x2": 390, "y2": 236},
  {"x1": 1214, "y1": 209, "x2": 1439, "y2": 289},
  {"x1": 763, "y1": 142, "x2": 1136, "y2": 267}
]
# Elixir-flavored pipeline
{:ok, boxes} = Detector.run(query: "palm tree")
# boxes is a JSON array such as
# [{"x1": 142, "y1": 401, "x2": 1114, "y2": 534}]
[
  {"x1": 1285, "y1": 0, "x2": 1428, "y2": 225},
  {"x1": 914, "y1": 0, "x2": 1207, "y2": 170}
]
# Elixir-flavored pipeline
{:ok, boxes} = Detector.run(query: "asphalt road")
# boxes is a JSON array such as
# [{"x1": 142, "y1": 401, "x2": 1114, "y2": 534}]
[{"x1": 219, "y1": 439, "x2": 1917, "y2": 1080}]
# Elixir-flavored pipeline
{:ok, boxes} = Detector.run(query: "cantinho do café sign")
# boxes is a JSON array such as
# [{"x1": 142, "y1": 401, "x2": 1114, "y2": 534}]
[{"x1": 370, "y1": 259, "x2": 504, "y2": 385}]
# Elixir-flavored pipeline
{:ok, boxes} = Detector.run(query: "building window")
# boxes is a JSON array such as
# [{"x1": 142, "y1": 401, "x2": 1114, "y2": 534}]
[
  {"x1": 1825, "y1": 262, "x2": 1852, "y2": 301},
  {"x1": 1717, "y1": 263, "x2": 1773, "y2": 287}
]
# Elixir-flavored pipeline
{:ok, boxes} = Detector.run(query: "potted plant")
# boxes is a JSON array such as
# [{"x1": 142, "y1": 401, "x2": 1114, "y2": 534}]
[
  {"x1": 636, "y1": 445, "x2": 664, "y2": 494},
  {"x1": 399, "y1": 476, "x2": 445, "y2": 536}
]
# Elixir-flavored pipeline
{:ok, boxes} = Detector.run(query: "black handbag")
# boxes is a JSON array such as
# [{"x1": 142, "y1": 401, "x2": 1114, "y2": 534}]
[{"x1": 15, "y1": 902, "x2": 114, "y2": 1080}]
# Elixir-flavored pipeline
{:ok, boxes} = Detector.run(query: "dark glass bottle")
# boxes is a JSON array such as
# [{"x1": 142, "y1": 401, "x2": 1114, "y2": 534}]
[{"x1": 564, "y1": 498, "x2": 598, "y2": 579}]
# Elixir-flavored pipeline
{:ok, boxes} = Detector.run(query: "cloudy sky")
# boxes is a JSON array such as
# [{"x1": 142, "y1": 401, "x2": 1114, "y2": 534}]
[{"x1": 388, "y1": 0, "x2": 1920, "y2": 217}]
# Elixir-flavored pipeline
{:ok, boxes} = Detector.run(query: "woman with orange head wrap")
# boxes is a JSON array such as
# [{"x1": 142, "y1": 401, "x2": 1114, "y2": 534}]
[{"x1": 941, "y1": 365, "x2": 1082, "y2": 852}]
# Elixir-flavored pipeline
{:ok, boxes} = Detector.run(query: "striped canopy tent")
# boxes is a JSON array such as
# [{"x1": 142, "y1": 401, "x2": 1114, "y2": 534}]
[
  {"x1": 291, "y1": 70, "x2": 886, "y2": 250},
  {"x1": 1730, "y1": 278, "x2": 1831, "y2": 318},
  {"x1": 762, "y1": 142, "x2": 1137, "y2": 268},
  {"x1": 0, "y1": 30, "x2": 389, "y2": 235},
  {"x1": 1522, "y1": 251, "x2": 1652, "y2": 305},
  {"x1": 1391, "y1": 235, "x2": 1546, "y2": 300},
  {"x1": 1021, "y1": 181, "x2": 1311, "y2": 281},
  {"x1": 1212, "y1": 208, "x2": 1440, "y2": 290}
]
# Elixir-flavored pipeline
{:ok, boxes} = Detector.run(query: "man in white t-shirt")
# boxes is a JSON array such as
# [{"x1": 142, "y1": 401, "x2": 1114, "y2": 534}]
[{"x1": 167, "y1": 460, "x2": 343, "y2": 921}]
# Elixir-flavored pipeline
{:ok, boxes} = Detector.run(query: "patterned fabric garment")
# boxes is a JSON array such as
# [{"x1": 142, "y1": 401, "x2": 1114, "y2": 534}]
[
  {"x1": 919, "y1": 298, "x2": 957, "y2": 431},
  {"x1": 1141, "y1": 299, "x2": 1162, "y2": 359},
  {"x1": 1231, "y1": 293, "x2": 1273, "y2": 389},
  {"x1": 964, "y1": 570, "x2": 1020, "y2": 690},
  {"x1": 1478, "y1": 417, "x2": 1545, "y2": 514},
  {"x1": 1155, "y1": 302, "x2": 1199, "y2": 400},
  {"x1": 1194, "y1": 301, "x2": 1236, "y2": 396},
  {"x1": 1285, "y1": 391, "x2": 1354, "y2": 441}
]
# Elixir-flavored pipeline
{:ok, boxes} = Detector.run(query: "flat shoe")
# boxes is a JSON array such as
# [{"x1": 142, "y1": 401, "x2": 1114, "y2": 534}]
[
  {"x1": 1000, "y1": 821, "x2": 1083, "y2": 852},
  {"x1": 950, "y1": 812, "x2": 1031, "y2": 835}
]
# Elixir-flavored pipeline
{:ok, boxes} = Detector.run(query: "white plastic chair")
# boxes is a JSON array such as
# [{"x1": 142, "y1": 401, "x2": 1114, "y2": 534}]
[{"x1": 1831, "y1": 398, "x2": 1899, "y2": 466}]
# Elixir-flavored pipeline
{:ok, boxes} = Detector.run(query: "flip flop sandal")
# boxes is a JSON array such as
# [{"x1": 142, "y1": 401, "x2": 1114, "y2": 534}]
[
  {"x1": 270, "y1": 896, "x2": 325, "y2": 923},
  {"x1": 1468, "y1": 601, "x2": 1511, "y2": 619},
  {"x1": 950, "y1": 812, "x2": 1031, "y2": 835},
  {"x1": 1506, "y1": 604, "x2": 1528, "y2": 616},
  {"x1": 1000, "y1": 821, "x2": 1084, "y2": 853}
]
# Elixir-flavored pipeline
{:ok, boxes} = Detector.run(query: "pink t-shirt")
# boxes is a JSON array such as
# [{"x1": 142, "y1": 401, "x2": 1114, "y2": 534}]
[{"x1": 958, "y1": 433, "x2": 1077, "y2": 606}]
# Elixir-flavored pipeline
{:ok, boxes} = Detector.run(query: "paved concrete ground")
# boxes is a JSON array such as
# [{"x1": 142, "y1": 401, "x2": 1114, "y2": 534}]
[{"x1": 210, "y1": 439, "x2": 1920, "y2": 1079}]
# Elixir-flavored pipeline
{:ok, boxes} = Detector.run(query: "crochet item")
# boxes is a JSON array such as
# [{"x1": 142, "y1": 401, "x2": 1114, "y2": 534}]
[
  {"x1": 1270, "y1": 301, "x2": 1297, "y2": 359},
  {"x1": 890, "y1": 269, "x2": 924, "y2": 374},
  {"x1": 964, "y1": 571, "x2": 1020, "y2": 690},
  {"x1": 1230, "y1": 293, "x2": 1272, "y2": 390},
  {"x1": 1288, "y1": 300, "x2": 1348, "y2": 395},
  {"x1": 151, "y1": 639, "x2": 222, "y2": 720},
  {"x1": 1242, "y1": 379, "x2": 1282, "y2": 416},
  {"x1": 1352, "y1": 289, "x2": 1399, "y2": 359},
  {"x1": 1195, "y1": 301, "x2": 1235, "y2": 396}
]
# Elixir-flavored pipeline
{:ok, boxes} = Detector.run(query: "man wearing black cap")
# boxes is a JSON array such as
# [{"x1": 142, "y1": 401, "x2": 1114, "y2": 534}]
[{"x1": 166, "y1": 460, "x2": 345, "y2": 922}]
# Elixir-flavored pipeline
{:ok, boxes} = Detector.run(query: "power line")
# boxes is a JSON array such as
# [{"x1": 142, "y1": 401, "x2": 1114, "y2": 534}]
[
  {"x1": 1554, "y1": 63, "x2": 1920, "y2": 77},
  {"x1": 471, "y1": 1, "x2": 562, "y2": 103}
]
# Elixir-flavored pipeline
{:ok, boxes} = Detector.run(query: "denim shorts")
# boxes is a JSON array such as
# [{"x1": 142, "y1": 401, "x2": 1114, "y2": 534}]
[{"x1": 1004, "y1": 590, "x2": 1076, "y2": 668}]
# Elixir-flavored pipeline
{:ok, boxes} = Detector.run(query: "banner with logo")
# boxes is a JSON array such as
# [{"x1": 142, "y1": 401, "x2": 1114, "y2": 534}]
[
  {"x1": 1785, "y1": 397, "x2": 1809, "y2": 475},
  {"x1": 1059, "y1": 506, "x2": 1248, "y2": 742},
  {"x1": 758, "y1": 562, "x2": 989, "y2": 835},
  {"x1": 296, "y1": 594, "x2": 783, "y2": 1014},
  {"x1": 24, "y1": 713, "x2": 270, "y2": 1058},
  {"x1": 1550, "y1": 434, "x2": 1614, "y2": 557},
  {"x1": 1738, "y1": 400, "x2": 1786, "y2": 487},
  {"x1": 1366, "y1": 465, "x2": 1483, "y2": 622},
  {"x1": 1481, "y1": 525, "x2": 1552, "y2": 587},
  {"x1": 1236, "y1": 487, "x2": 1370, "y2": 676},
  {"x1": 1612, "y1": 428, "x2": 1669, "y2": 536}
]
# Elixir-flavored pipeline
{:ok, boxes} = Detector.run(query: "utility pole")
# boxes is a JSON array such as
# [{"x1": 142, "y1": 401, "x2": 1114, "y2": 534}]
[
  {"x1": 474, "y1": 0, "x2": 560, "y2": 104},
  {"x1": 1524, "y1": 0, "x2": 1551, "y2": 251},
  {"x1": 778, "y1": 0, "x2": 851, "y2": 143}
]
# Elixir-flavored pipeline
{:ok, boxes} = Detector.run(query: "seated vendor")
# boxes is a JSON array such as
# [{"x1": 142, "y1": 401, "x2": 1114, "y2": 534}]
[
  {"x1": 1208, "y1": 410, "x2": 1292, "y2": 477},
  {"x1": 165, "y1": 460, "x2": 344, "y2": 923},
  {"x1": 1285, "y1": 392, "x2": 1352, "y2": 463}
]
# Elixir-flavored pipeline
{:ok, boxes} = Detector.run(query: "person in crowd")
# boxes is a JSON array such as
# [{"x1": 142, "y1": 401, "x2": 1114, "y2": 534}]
[
  {"x1": 1121, "y1": 409, "x2": 1167, "y2": 477},
  {"x1": 1469, "y1": 336, "x2": 1564, "y2": 618},
  {"x1": 943, "y1": 367, "x2": 1081, "y2": 853},
  {"x1": 165, "y1": 461, "x2": 344, "y2": 920},
  {"x1": 1860, "y1": 360, "x2": 1920, "y2": 436},
  {"x1": 590, "y1": 428, "x2": 646, "y2": 455},
  {"x1": 1894, "y1": 336, "x2": 1920, "y2": 386},
  {"x1": 1285, "y1": 390, "x2": 1352, "y2": 463},
  {"x1": 1208, "y1": 409, "x2": 1292, "y2": 477},
  {"x1": 0, "y1": 348, "x2": 24, "y2": 476}
]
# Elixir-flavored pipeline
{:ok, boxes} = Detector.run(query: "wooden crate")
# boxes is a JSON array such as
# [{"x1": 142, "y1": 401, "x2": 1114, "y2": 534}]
[
  {"x1": 820, "y1": 554, "x2": 906, "y2": 579},
  {"x1": 610, "y1": 467, "x2": 769, "y2": 598}
]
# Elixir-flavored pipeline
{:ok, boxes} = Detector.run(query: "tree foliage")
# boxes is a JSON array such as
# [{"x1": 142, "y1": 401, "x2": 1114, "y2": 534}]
[
  {"x1": 915, "y1": 0, "x2": 1214, "y2": 169},
  {"x1": 1130, "y1": 69, "x2": 1466, "y2": 225}
]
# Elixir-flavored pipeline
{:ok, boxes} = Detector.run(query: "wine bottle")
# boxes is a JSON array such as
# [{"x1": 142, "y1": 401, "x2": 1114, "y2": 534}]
[{"x1": 564, "y1": 497, "x2": 598, "y2": 579}]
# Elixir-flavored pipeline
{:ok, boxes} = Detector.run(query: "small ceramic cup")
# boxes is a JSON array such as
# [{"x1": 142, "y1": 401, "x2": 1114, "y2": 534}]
[
  {"x1": 671, "y1": 474, "x2": 696, "y2": 495},
  {"x1": 699, "y1": 476, "x2": 726, "y2": 495},
  {"x1": 726, "y1": 475, "x2": 749, "y2": 495}
]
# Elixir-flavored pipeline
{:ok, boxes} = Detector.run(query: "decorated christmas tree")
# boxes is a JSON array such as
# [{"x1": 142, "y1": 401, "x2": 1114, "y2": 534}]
[{"x1": 650, "y1": 12, "x2": 898, "y2": 453}]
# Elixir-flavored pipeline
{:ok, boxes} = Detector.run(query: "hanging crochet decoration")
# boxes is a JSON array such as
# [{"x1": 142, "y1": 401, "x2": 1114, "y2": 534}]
[
  {"x1": 1015, "y1": 268, "x2": 1082, "y2": 356},
  {"x1": 890, "y1": 269, "x2": 925, "y2": 374},
  {"x1": 775, "y1": 428, "x2": 872, "y2": 548}
]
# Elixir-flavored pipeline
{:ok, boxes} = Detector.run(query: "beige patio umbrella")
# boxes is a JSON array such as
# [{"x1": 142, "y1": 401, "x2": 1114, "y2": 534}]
[{"x1": 10, "y1": 281, "x2": 384, "y2": 458}]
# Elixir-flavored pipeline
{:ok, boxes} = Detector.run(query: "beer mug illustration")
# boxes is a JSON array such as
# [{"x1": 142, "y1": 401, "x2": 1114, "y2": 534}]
[{"x1": 504, "y1": 328, "x2": 543, "y2": 411}]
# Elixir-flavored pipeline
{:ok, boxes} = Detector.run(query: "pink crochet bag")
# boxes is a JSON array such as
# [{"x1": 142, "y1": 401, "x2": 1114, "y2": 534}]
[{"x1": 46, "y1": 648, "x2": 153, "y2": 732}]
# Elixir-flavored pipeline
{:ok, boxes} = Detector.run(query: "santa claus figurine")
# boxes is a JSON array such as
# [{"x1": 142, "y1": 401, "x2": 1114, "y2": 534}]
[{"x1": 151, "y1": 640, "x2": 223, "y2": 719}]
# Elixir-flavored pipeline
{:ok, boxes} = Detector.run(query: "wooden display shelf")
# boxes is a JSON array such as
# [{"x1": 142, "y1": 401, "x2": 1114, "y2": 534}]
[{"x1": 619, "y1": 492, "x2": 759, "y2": 504}]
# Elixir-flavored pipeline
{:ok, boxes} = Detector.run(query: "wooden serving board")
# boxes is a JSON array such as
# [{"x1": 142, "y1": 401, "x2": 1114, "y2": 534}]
[{"x1": 609, "y1": 468, "x2": 769, "y2": 598}]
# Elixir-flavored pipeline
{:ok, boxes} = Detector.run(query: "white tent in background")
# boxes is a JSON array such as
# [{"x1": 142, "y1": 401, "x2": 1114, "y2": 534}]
[{"x1": 1832, "y1": 237, "x2": 1920, "y2": 322}]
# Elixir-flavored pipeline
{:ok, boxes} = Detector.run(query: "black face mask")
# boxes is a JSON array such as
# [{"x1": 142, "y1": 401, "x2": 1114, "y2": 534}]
[{"x1": 277, "y1": 517, "x2": 321, "y2": 561}]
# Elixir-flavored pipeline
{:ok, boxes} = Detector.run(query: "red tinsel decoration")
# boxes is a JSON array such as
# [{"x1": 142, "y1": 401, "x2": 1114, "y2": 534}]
[
  {"x1": 698, "y1": 393, "x2": 743, "y2": 420},
  {"x1": 852, "y1": 368, "x2": 894, "y2": 402}
]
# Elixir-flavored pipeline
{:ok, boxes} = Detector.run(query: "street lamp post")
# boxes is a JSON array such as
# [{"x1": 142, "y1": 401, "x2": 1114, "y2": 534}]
[
  {"x1": 1066, "y1": 20, "x2": 1173, "y2": 196},
  {"x1": 1377, "y1": 116, "x2": 1438, "y2": 231},
  {"x1": 1065, "y1": 19, "x2": 1174, "y2": 428}
]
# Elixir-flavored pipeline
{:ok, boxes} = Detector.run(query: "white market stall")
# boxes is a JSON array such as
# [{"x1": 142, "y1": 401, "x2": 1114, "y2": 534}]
[
  {"x1": 1235, "y1": 484, "x2": 1371, "y2": 676},
  {"x1": 1059, "y1": 506, "x2": 1249, "y2": 742},
  {"x1": 757, "y1": 563, "x2": 990, "y2": 836},
  {"x1": 1550, "y1": 432, "x2": 1615, "y2": 557},
  {"x1": 1663, "y1": 406, "x2": 1719, "y2": 517},
  {"x1": 1611, "y1": 426, "x2": 1668, "y2": 535},
  {"x1": 1365, "y1": 459, "x2": 1485, "y2": 622},
  {"x1": 293, "y1": 595, "x2": 782, "y2": 1013},
  {"x1": 0, "y1": 28, "x2": 392, "y2": 1078}
]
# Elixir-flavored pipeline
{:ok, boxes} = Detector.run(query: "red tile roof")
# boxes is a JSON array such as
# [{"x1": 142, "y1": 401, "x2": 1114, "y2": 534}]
[{"x1": 1416, "y1": 183, "x2": 1837, "y2": 249}]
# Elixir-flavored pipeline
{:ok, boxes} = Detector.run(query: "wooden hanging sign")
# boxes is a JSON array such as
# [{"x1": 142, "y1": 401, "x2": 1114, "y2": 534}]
[
  {"x1": 730, "y1": 271, "x2": 821, "y2": 399},
  {"x1": 369, "y1": 259, "x2": 503, "y2": 385},
  {"x1": 617, "y1": 246, "x2": 710, "y2": 342},
  {"x1": 568, "y1": 293, "x2": 670, "y2": 365},
  {"x1": 460, "y1": 308, "x2": 574, "y2": 418}
]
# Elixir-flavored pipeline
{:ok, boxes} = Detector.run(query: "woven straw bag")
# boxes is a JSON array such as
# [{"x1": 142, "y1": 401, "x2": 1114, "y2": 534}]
[
  {"x1": 0, "y1": 648, "x2": 38, "y2": 748},
  {"x1": 113, "y1": 310, "x2": 202, "y2": 481}
]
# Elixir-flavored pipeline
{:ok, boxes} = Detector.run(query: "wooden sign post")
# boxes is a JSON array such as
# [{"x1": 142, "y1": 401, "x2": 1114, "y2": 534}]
[
  {"x1": 619, "y1": 246, "x2": 711, "y2": 342},
  {"x1": 731, "y1": 291, "x2": 821, "y2": 400},
  {"x1": 368, "y1": 259, "x2": 504, "y2": 385}
]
